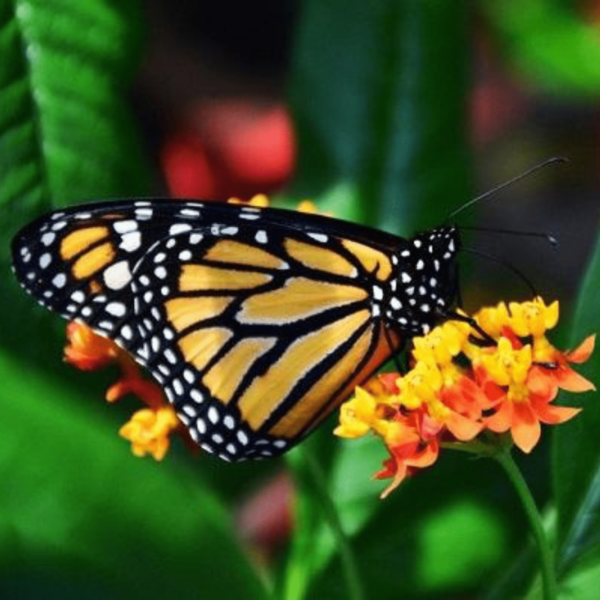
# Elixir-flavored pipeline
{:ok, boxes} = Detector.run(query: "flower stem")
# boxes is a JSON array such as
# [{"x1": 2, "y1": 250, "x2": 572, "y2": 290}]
[
  {"x1": 495, "y1": 449, "x2": 557, "y2": 599},
  {"x1": 303, "y1": 452, "x2": 365, "y2": 600}
]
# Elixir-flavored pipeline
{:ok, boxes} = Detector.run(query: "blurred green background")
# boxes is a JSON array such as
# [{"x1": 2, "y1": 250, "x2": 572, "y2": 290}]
[{"x1": 2, "y1": 0, "x2": 600, "y2": 598}]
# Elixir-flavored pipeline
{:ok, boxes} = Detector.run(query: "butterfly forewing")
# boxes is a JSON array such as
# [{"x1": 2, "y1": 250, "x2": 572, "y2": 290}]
[{"x1": 12, "y1": 199, "x2": 459, "y2": 460}]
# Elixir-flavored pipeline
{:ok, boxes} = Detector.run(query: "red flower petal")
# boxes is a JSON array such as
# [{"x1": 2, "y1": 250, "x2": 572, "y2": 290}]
[
  {"x1": 566, "y1": 335, "x2": 596, "y2": 364},
  {"x1": 556, "y1": 368, "x2": 596, "y2": 393},
  {"x1": 531, "y1": 397, "x2": 582, "y2": 425},
  {"x1": 484, "y1": 397, "x2": 513, "y2": 433},
  {"x1": 527, "y1": 367, "x2": 558, "y2": 400},
  {"x1": 511, "y1": 401, "x2": 541, "y2": 453}
]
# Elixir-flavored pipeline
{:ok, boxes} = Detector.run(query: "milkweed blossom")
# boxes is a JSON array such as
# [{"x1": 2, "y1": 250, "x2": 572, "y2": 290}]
[
  {"x1": 64, "y1": 321, "x2": 183, "y2": 460},
  {"x1": 335, "y1": 297, "x2": 595, "y2": 498}
]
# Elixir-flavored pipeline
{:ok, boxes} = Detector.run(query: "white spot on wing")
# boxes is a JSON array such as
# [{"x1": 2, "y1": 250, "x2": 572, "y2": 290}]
[
  {"x1": 114, "y1": 220, "x2": 138, "y2": 234},
  {"x1": 39, "y1": 253, "x2": 51, "y2": 269},
  {"x1": 106, "y1": 302, "x2": 126, "y2": 317},
  {"x1": 52, "y1": 273, "x2": 66, "y2": 288},
  {"x1": 180, "y1": 208, "x2": 201, "y2": 217},
  {"x1": 119, "y1": 232, "x2": 141, "y2": 252},
  {"x1": 104, "y1": 260, "x2": 132, "y2": 290},
  {"x1": 169, "y1": 223, "x2": 193, "y2": 236},
  {"x1": 308, "y1": 232, "x2": 328, "y2": 243},
  {"x1": 255, "y1": 231, "x2": 268, "y2": 244},
  {"x1": 42, "y1": 232, "x2": 56, "y2": 246}
]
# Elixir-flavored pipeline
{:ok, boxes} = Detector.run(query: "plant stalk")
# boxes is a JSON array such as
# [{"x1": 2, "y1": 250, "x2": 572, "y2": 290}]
[{"x1": 495, "y1": 449, "x2": 557, "y2": 600}]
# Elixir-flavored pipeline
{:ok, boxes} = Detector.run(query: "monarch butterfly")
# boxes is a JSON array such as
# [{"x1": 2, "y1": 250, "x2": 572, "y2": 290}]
[{"x1": 11, "y1": 199, "x2": 459, "y2": 461}]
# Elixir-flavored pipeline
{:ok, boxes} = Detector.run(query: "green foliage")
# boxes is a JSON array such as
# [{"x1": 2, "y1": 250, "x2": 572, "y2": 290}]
[
  {"x1": 0, "y1": 0, "x2": 149, "y2": 360},
  {"x1": 1, "y1": 0, "x2": 600, "y2": 598},
  {"x1": 483, "y1": 0, "x2": 600, "y2": 97},
  {"x1": 0, "y1": 352, "x2": 268, "y2": 599},
  {"x1": 553, "y1": 232, "x2": 600, "y2": 587},
  {"x1": 289, "y1": 0, "x2": 471, "y2": 234}
]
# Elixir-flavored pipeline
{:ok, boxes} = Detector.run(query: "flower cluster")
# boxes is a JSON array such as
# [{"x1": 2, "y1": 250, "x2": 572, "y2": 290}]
[
  {"x1": 64, "y1": 322, "x2": 182, "y2": 460},
  {"x1": 335, "y1": 297, "x2": 595, "y2": 498}
]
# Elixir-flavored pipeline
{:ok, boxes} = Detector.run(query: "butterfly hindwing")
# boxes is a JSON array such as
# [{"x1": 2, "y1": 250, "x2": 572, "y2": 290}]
[{"x1": 130, "y1": 207, "x2": 402, "y2": 459}]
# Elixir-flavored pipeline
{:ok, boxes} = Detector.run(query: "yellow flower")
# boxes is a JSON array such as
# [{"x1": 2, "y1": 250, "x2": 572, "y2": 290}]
[
  {"x1": 334, "y1": 388, "x2": 376, "y2": 438},
  {"x1": 396, "y1": 361, "x2": 443, "y2": 409},
  {"x1": 296, "y1": 200, "x2": 321, "y2": 214},
  {"x1": 508, "y1": 297, "x2": 559, "y2": 338},
  {"x1": 119, "y1": 407, "x2": 180, "y2": 461},
  {"x1": 228, "y1": 193, "x2": 270, "y2": 207},
  {"x1": 480, "y1": 337, "x2": 532, "y2": 389},
  {"x1": 412, "y1": 320, "x2": 470, "y2": 367},
  {"x1": 335, "y1": 297, "x2": 594, "y2": 497},
  {"x1": 334, "y1": 386, "x2": 399, "y2": 441},
  {"x1": 474, "y1": 302, "x2": 511, "y2": 338}
]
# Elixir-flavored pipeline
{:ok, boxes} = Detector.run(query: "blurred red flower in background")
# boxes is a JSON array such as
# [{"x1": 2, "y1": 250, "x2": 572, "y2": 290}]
[{"x1": 161, "y1": 100, "x2": 295, "y2": 200}]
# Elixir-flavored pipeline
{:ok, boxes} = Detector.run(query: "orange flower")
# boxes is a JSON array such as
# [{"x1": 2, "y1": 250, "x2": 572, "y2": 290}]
[
  {"x1": 529, "y1": 335, "x2": 596, "y2": 397},
  {"x1": 335, "y1": 298, "x2": 595, "y2": 496},
  {"x1": 64, "y1": 321, "x2": 120, "y2": 370},
  {"x1": 64, "y1": 322, "x2": 183, "y2": 459},
  {"x1": 480, "y1": 339, "x2": 595, "y2": 453},
  {"x1": 373, "y1": 408, "x2": 442, "y2": 498}
]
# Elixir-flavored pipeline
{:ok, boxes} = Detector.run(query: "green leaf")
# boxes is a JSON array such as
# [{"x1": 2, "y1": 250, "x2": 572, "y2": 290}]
[
  {"x1": 0, "y1": 351, "x2": 268, "y2": 599},
  {"x1": 289, "y1": 0, "x2": 471, "y2": 233},
  {"x1": 309, "y1": 452, "x2": 523, "y2": 598},
  {"x1": 483, "y1": 0, "x2": 600, "y2": 97},
  {"x1": 280, "y1": 435, "x2": 384, "y2": 600},
  {"x1": 553, "y1": 231, "x2": 600, "y2": 573},
  {"x1": 0, "y1": 0, "x2": 148, "y2": 233},
  {"x1": 0, "y1": 0, "x2": 149, "y2": 358},
  {"x1": 556, "y1": 548, "x2": 600, "y2": 600}
]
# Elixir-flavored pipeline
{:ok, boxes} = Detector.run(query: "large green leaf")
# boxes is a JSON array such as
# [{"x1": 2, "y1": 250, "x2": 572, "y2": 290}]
[
  {"x1": 0, "y1": 351, "x2": 268, "y2": 599},
  {"x1": 553, "y1": 232, "x2": 600, "y2": 574},
  {"x1": 289, "y1": 0, "x2": 471, "y2": 233},
  {"x1": 0, "y1": 0, "x2": 149, "y2": 358},
  {"x1": 0, "y1": 0, "x2": 148, "y2": 233}
]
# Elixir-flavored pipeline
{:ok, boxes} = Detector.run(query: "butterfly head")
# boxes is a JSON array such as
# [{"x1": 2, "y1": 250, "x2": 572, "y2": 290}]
[{"x1": 386, "y1": 226, "x2": 460, "y2": 335}]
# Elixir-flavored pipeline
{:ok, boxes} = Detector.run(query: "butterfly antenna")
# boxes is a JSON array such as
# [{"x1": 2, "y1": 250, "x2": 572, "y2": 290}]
[
  {"x1": 461, "y1": 246, "x2": 538, "y2": 296},
  {"x1": 445, "y1": 156, "x2": 569, "y2": 223},
  {"x1": 458, "y1": 225, "x2": 558, "y2": 247}
]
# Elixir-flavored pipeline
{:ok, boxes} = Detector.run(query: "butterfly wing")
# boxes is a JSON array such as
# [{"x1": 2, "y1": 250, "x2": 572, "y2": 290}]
[{"x1": 12, "y1": 200, "x2": 404, "y2": 460}]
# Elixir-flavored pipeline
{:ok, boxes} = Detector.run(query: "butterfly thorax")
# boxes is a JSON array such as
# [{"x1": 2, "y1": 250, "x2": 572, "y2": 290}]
[{"x1": 384, "y1": 226, "x2": 460, "y2": 336}]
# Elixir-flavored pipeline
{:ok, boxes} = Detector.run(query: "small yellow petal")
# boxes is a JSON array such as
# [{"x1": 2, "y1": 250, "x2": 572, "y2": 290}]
[
  {"x1": 474, "y1": 302, "x2": 510, "y2": 338},
  {"x1": 481, "y1": 338, "x2": 532, "y2": 387},
  {"x1": 397, "y1": 362, "x2": 442, "y2": 409},
  {"x1": 508, "y1": 297, "x2": 559, "y2": 338},
  {"x1": 296, "y1": 200, "x2": 320, "y2": 214},
  {"x1": 119, "y1": 407, "x2": 179, "y2": 460}
]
